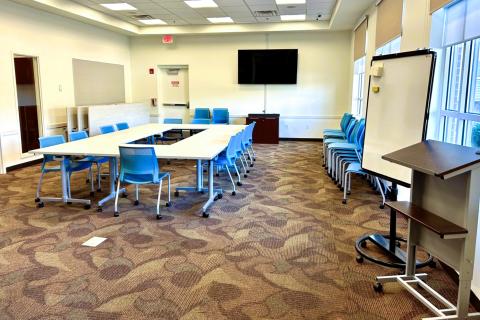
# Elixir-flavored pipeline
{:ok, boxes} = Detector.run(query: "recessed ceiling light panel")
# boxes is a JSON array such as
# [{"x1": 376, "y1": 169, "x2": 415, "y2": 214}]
[
  {"x1": 100, "y1": 3, "x2": 137, "y2": 11},
  {"x1": 280, "y1": 14, "x2": 306, "y2": 21},
  {"x1": 276, "y1": 0, "x2": 306, "y2": 4},
  {"x1": 207, "y1": 17, "x2": 234, "y2": 23},
  {"x1": 139, "y1": 19, "x2": 167, "y2": 25},
  {"x1": 185, "y1": 0, "x2": 218, "y2": 8}
]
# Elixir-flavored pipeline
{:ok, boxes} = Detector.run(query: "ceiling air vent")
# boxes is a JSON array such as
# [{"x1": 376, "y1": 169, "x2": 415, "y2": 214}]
[
  {"x1": 131, "y1": 14, "x2": 154, "y2": 20},
  {"x1": 253, "y1": 10, "x2": 278, "y2": 17}
]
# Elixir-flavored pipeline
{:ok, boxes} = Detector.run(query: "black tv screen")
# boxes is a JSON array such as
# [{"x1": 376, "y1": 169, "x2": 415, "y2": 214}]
[{"x1": 238, "y1": 49, "x2": 298, "y2": 84}]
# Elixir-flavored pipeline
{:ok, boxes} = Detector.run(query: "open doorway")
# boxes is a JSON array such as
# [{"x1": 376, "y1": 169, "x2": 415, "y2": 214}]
[
  {"x1": 13, "y1": 55, "x2": 42, "y2": 154},
  {"x1": 156, "y1": 65, "x2": 190, "y2": 123}
]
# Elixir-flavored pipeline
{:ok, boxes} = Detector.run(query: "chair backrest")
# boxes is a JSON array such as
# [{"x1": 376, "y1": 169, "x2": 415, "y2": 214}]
[
  {"x1": 100, "y1": 125, "x2": 116, "y2": 134},
  {"x1": 234, "y1": 131, "x2": 243, "y2": 154},
  {"x1": 191, "y1": 118, "x2": 210, "y2": 125},
  {"x1": 116, "y1": 122, "x2": 129, "y2": 130},
  {"x1": 247, "y1": 122, "x2": 256, "y2": 142},
  {"x1": 212, "y1": 108, "x2": 229, "y2": 124},
  {"x1": 194, "y1": 108, "x2": 210, "y2": 119},
  {"x1": 119, "y1": 146, "x2": 159, "y2": 183},
  {"x1": 225, "y1": 135, "x2": 237, "y2": 162},
  {"x1": 39, "y1": 135, "x2": 65, "y2": 162},
  {"x1": 164, "y1": 118, "x2": 183, "y2": 124},
  {"x1": 340, "y1": 113, "x2": 353, "y2": 132},
  {"x1": 349, "y1": 119, "x2": 365, "y2": 144},
  {"x1": 344, "y1": 118, "x2": 358, "y2": 142},
  {"x1": 70, "y1": 131, "x2": 88, "y2": 141}
]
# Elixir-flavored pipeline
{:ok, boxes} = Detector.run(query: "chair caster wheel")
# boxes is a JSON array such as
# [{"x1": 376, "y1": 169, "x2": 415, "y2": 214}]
[
  {"x1": 214, "y1": 196, "x2": 218, "y2": 201},
  {"x1": 121, "y1": 193, "x2": 128, "y2": 198},
  {"x1": 253, "y1": 159, "x2": 256, "y2": 161},
  {"x1": 86, "y1": 179, "x2": 90, "y2": 183},
  {"x1": 356, "y1": 255, "x2": 364, "y2": 263},
  {"x1": 90, "y1": 191, "x2": 95, "y2": 197},
  {"x1": 97, "y1": 207, "x2": 103, "y2": 212},
  {"x1": 216, "y1": 173, "x2": 220, "y2": 177},
  {"x1": 134, "y1": 200, "x2": 139, "y2": 206},
  {"x1": 156, "y1": 215, "x2": 162, "y2": 220},
  {"x1": 347, "y1": 191, "x2": 351, "y2": 195},
  {"x1": 246, "y1": 170, "x2": 250, "y2": 173},
  {"x1": 232, "y1": 191, "x2": 236, "y2": 196},
  {"x1": 37, "y1": 202, "x2": 44, "y2": 208},
  {"x1": 244, "y1": 174, "x2": 248, "y2": 178},
  {"x1": 174, "y1": 191, "x2": 179, "y2": 197},
  {"x1": 250, "y1": 164, "x2": 254, "y2": 167},
  {"x1": 114, "y1": 211, "x2": 119, "y2": 217},
  {"x1": 97, "y1": 189, "x2": 102, "y2": 193},
  {"x1": 340, "y1": 187, "x2": 344, "y2": 191},
  {"x1": 360, "y1": 241, "x2": 367, "y2": 248},
  {"x1": 373, "y1": 282, "x2": 383, "y2": 293},
  {"x1": 202, "y1": 211, "x2": 209, "y2": 218},
  {"x1": 217, "y1": 193, "x2": 223, "y2": 199},
  {"x1": 429, "y1": 260, "x2": 437, "y2": 268},
  {"x1": 102, "y1": 176, "x2": 106, "y2": 180},
  {"x1": 237, "y1": 182, "x2": 242, "y2": 186},
  {"x1": 67, "y1": 202, "x2": 72, "y2": 205},
  {"x1": 166, "y1": 202, "x2": 171, "y2": 207},
  {"x1": 342, "y1": 199, "x2": 347, "y2": 204},
  {"x1": 84, "y1": 204, "x2": 91, "y2": 210},
  {"x1": 380, "y1": 204, "x2": 385, "y2": 209},
  {"x1": 34, "y1": 197, "x2": 40, "y2": 203},
  {"x1": 396, "y1": 240, "x2": 401, "y2": 247}
]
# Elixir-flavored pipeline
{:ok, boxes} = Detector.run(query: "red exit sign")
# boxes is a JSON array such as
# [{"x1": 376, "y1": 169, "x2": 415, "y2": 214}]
[{"x1": 162, "y1": 35, "x2": 173, "y2": 44}]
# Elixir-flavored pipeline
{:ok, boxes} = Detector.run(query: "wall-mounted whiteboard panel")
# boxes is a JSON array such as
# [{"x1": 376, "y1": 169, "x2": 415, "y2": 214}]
[
  {"x1": 362, "y1": 50, "x2": 436, "y2": 186},
  {"x1": 88, "y1": 103, "x2": 150, "y2": 136},
  {"x1": 72, "y1": 59, "x2": 125, "y2": 106}
]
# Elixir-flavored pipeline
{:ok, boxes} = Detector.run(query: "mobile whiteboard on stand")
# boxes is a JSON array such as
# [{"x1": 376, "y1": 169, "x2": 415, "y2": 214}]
[{"x1": 355, "y1": 50, "x2": 437, "y2": 269}]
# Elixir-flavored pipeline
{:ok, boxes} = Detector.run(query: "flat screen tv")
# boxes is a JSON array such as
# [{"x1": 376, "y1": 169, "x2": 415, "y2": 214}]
[{"x1": 238, "y1": 49, "x2": 298, "y2": 84}]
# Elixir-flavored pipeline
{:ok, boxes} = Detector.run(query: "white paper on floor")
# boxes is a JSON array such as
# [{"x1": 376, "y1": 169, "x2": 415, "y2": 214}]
[{"x1": 82, "y1": 236, "x2": 107, "y2": 247}]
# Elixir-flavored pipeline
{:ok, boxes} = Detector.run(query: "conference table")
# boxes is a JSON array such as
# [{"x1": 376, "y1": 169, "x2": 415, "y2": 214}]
[{"x1": 31, "y1": 123, "x2": 246, "y2": 217}]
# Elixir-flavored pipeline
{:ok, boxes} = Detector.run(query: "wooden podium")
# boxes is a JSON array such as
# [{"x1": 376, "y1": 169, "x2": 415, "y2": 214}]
[
  {"x1": 246, "y1": 114, "x2": 279, "y2": 144},
  {"x1": 375, "y1": 140, "x2": 480, "y2": 319}
]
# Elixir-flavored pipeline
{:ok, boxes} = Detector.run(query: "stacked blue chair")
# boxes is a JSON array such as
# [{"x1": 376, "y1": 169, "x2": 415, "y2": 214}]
[
  {"x1": 116, "y1": 122, "x2": 129, "y2": 131},
  {"x1": 212, "y1": 108, "x2": 229, "y2": 124},
  {"x1": 70, "y1": 131, "x2": 110, "y2": 192},
  {"x1": 114, "y1": 146, "x2": 171, "y2": 219},
  {"x1": 35, "y1": 135, "x2": 94, "y2": 208},
  {"x1": 323, "y1": 113, "x2": 353, "y2": 139},
  {"x1": 193, "y1": 108, "x2": 211, "y2": 123},
  {"x1": 99, "y1": 125, "x2": 116, "y2": 134},
  {"x1": 323, "y1": 118, "x2": 358, "y2": 168}
]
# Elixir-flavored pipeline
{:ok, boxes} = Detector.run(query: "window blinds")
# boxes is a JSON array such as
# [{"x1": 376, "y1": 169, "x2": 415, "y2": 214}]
[
  {"x1": 354, "y1": 18, "x2": 368, "y2": 61},
  {"x1": 430, "y1": 0, "x2": 454, "y2": 14},
  {"x1": 375, "y1": 0, "x2": 403, "y2": 49}
]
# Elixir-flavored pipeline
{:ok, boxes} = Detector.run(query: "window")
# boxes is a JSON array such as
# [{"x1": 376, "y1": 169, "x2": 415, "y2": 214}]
[
  {"x1": 430, "y1": 0, "x2": 480, "y2": 147},
  {"x1": 375, "y1": 36, "x2": 401, "y2": 55},
  {"x1": 351, "y1": 56, "x2": 366, "y2": 116}
]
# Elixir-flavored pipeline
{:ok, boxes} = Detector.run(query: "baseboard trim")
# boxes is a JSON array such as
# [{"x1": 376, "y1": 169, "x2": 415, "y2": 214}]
[
  {"x1": 439, "y1": 261, "x2": 480, "y2": 311},
  {"x1": 6, "y1": 159, "x2": 42, "y2": 173},
  {"x1": 279, "y1": 138, "x2": 323, "y2": 142}
]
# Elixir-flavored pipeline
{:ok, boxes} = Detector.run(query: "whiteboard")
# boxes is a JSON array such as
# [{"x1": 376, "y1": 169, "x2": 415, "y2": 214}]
[
  {"x1": 362, "y1": 51, "x2": 436, "y2": 186},
  {"x1": 88, "y1": 103, "x2": 150, "y2": 136}
]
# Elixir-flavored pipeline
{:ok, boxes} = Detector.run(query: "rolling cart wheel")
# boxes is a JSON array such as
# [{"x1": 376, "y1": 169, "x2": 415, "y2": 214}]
[
  {"x1": 356, "y1": 255, "x2": 364, "y2": 263},
  {"x1": 237, "y1": 182, "x2": 242, "y2": 186},
  {"x1": 373, "y1": 282, "x2": 383, "y2": 293},
  {"x1": 174, "y1": 191, "x2": 179, "y2": 197},
  {"x1": 97, "y1": 207, "x2": 103, "y2": 212},
  {"x1": 202, "y1": 211, "x2": 209, "y2": 218},
  {"x1": 396, "y1": 240, "x2": 402, "y2": 247},
  {"x1": 342, "y1": 199, "x2": 347, "y2": 204},
  {"x1": 156, "y1": 215, "x2": 162, "y2": 220},
  {"x1": 429, "y1": 260, "x2": 437, "y2": 268},
  {"x1": 232, "y1": 191, "x2": 236, "y2": 196},
  {"x1": 360, "y1": 241, "x2": 367, "y2": 248},
  {"x1": 114, "y1": 211, "x2": 119, "y2": 217},
  {"x1": 84, "y1": 204, "x2": 91, "y2": 210},
  {"x1": 34, "y1": 197, "x2": 40, "y2": 203},
  {"x1": 37, "y1": 202, "x2": 44, "y2": 208},
  {"x1": 134, "y1": 200, "x2": 139, "y2": 206},
  {"x1": 218, "y1": 194, "x2": 223, "y2": 199}
]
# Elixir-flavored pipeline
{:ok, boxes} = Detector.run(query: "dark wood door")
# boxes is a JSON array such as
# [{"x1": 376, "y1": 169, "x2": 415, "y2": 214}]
[{"x1": 19, "y1": 106, "x2": 39, "y2": 153}]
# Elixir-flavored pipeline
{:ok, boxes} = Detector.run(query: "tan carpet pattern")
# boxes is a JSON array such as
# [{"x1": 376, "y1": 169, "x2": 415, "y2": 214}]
[{"x1": 0, "y1": 141, "x2": 468, "y2": 319}]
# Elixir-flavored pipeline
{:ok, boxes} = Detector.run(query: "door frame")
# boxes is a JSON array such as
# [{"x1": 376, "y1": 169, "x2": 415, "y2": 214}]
[{"x1": 11, "y1": 53, "x2": 45, "y2": 158}]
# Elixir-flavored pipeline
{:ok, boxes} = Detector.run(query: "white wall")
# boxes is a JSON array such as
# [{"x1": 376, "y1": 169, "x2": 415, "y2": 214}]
[
  {"x1": 130, "y1": 31, "x2": 352, "y2": 138},
  {"x1": 0, "y1": 0, "x2": 132, "y2": 172}
]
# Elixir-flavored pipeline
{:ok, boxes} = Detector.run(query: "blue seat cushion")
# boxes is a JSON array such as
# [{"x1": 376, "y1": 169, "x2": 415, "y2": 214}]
[
  {"x1": 328, "y1": 142, "x2": 356, "y2": 149},
  {"x1": 346, "y1": 162, "x2": 366, "y2": 174},
  {"x1": 122, "y1": 172, "x2": 169, "y2": 184}
]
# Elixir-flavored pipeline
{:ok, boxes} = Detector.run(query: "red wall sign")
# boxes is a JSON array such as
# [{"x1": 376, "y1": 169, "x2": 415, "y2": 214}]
[
  {"x1": 162, "y1": 35, "x2": 173, "y2": 44},
  {"x1": 171, "y1": 80, "x2": 180, "y2": 87}
]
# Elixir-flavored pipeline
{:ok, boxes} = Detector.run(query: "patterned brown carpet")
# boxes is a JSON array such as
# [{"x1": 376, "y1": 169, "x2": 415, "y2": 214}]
[{"x1": 0, "y1": 141, "x2": 470, "y2": 319}]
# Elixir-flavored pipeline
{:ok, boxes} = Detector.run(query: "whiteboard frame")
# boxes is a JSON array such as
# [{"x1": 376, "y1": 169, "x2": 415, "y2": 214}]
[{"x1": 361, "y1": 49, "x2": 437, "y2": 188}]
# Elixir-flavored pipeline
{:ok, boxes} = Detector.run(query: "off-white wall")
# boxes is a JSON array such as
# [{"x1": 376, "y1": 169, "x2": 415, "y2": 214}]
[
  {"x1": 0, "y1": 0, "x2": 132, "y2": 172},
  {"x1": 130, "y1": 31, "x2": 352, "y2": 138}
]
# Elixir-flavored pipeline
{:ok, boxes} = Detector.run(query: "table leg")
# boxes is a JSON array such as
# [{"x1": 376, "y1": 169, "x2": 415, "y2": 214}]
[
  {"x1": 201, "y1": 160, "x2": 219, "y2": 218},
  {"x1": 97, "y1": 157, "x2": 125, "y2": 211}
]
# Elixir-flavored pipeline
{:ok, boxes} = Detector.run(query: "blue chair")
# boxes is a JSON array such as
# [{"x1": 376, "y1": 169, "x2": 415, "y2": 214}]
[
  {"x1": 35, "y1": 135, "x2": 93, "y2": 205},
  {"x1": 114, "y1": 146, "x2": 171, "y2": 219},
  {"x1": 212, "y1": 108, "x2": 229, "y2": 124},
  {"x1": 70, "y1": 130, "x2": 109, "y2": 192},
  {"x1": 194, "y1": 108, "x2": 210, "y2": 120},
  {"x1": 212, "y1": 135, "x2": 238, "y2": 195},
  {"x1": 116, "y1": 122, "x2": 129, "y2": 131},
  {"x1": 100, "y1": 125, "x2": 116, "y2": 134},
  {"x1": 241, "y1": 122, "x2": 256, "y2": 166},
  {"x1": 164, "y1": 118, "x2": 183, "y2": 124},
  {"x1": 191, "y1": 118, "x2": 211, "y2": 125},
  {"x1": 323, "y1": 118, "x2": 357, "y2": 167},
  {"x1": 245, "y1": 122, "x2": 256, "y2": 162},
  {"x1": 323, "y1": 113, "x2": 353, "y2": 138}
]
